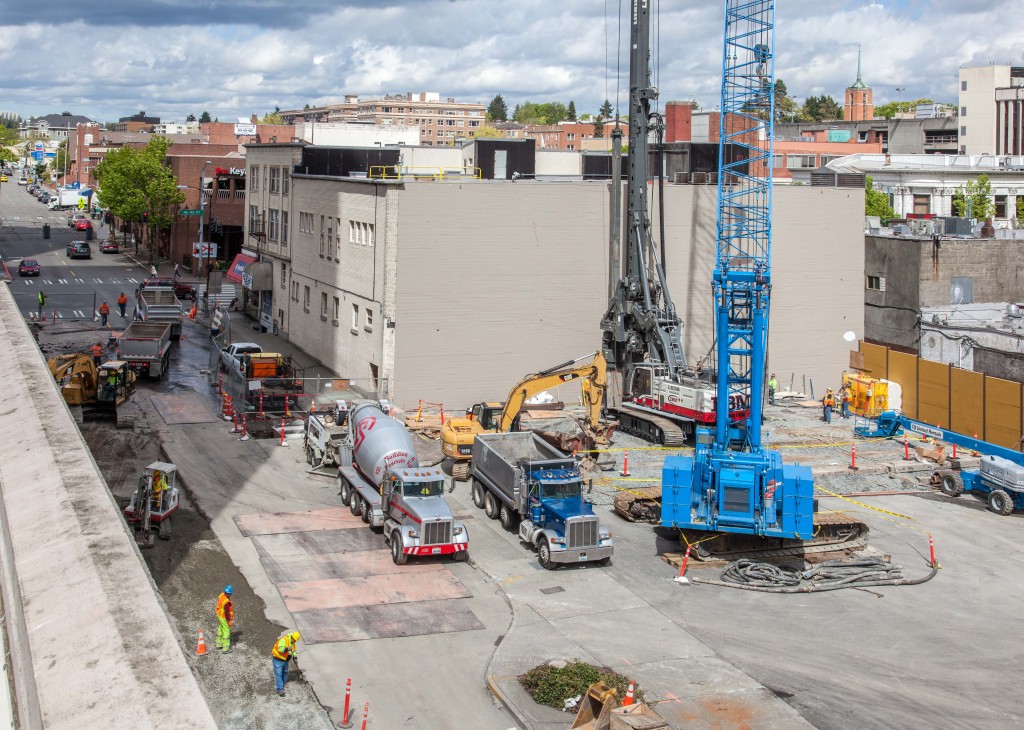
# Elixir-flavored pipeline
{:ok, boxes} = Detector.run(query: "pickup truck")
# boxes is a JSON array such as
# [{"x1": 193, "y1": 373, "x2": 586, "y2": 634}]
[
  {"x1": 116, "y1": 322, "x2": 173, "y2": 378},
  {"x1": 135, "y1": 286, "x2": 184, "y2": 341},
  {"x1": 470, "y1": 432, "x2": 613, "y2": 569},
  {"x1": 220, "y1": 343, "x2": 262, "y2": 372}
]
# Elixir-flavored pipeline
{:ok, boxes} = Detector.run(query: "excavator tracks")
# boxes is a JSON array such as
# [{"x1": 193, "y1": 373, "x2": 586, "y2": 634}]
[
  {"x1": 451, "y1": 460, "x2": 471, "y2": 482},
  {"x1": 613, "y1": 405, "x2": 687, "y2": 447}
]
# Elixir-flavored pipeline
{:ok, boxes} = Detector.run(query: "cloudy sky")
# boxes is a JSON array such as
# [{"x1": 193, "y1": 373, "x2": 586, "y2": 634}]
[{"x1": 1, "y1": 0, "x2": 1021, "y2": 123}]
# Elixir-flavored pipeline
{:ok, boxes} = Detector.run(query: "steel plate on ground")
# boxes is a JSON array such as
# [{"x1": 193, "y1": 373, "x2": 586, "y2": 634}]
[
  {"x1": 151, "y1": 393, "x2": 218, "y2": 424},
  {"x1": 292, "y1": 598, "x2": 484, "y2": 643},
  {"x1": 233, "y1": 507, "x2": 361, "y2": 537},
  {"x1": 278, "y1": 571, "x2": 471, "y2": 612}
]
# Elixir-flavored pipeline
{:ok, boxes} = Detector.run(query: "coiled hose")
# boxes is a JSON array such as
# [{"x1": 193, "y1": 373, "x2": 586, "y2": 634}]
[{"x1": 691, "y1": 557, "x2": 938, "y2": 593}]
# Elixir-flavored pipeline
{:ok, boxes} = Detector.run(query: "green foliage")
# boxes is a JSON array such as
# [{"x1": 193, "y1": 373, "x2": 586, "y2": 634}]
[
  {"x1": 513, "y1": 101, "x2": 568, "y2": 125},
  {"x1": 487, "y1": 94, "x2": 508, "y2": 122},
  {"x1": 185, "y1": 113, "x2": 197, "y2": 122},
  {"x1": 874, "y1": 99, "x2": 935, "y2": 120},
  {"x1": 952, "y1": 174, "x2": 993, "y2": 219},
  {"x1": 567, "y1": 100, "x2": 577, "y2": 121},
  {"x1": 520, "y1": 662, "x2": 643, "y2": 710},
  {"x1": 593, "y1": 119, "x2": 604, "y2": 138},
  {"x1": 473, "y1": 126, "x2": 503, "y2": 139},
  {"x1": 0, "y1": 112, "x2": 21, "y2": 130},
  {"x1": 261, "y1": 112, "x2": 284, "y2": 124},
  {"x1": 599, "y1": 99, "x2": 613, "y2": 118},
  {"x1": 579, "y1": 113, "x2": 592, "y2": 121},
  {"x1": 51, "y1": 140, "x2": 67, "y2": 179},
  {"x1": 1017, "y1": 196, "x2": 1024, "y2": 224},
  {"x1": 864, "y1": 176, "x2": 895, "y2": 220},
  {"x1": 199, "y1": 111, "x2": 212, "y2": 123},
  {"x1": 802, "y1": 95, "x2": 843, "y2": 122}
]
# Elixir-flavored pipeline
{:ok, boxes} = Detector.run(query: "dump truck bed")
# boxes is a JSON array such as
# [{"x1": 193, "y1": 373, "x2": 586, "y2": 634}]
[{"x1": 472, "y1": 432, "x2": 575, "y2": 513}]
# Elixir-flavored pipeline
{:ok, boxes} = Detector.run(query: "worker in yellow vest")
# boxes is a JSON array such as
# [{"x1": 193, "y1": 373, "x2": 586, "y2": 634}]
[
  {"x1": 271, "y1": 630, "x2": 301, "y2": 696},
  {"x1": 215, "y1": 585, "x2": 234, "y2": 652},
  {"x1": 822, "y1": 389, "x2": 835, "y2": 424}
]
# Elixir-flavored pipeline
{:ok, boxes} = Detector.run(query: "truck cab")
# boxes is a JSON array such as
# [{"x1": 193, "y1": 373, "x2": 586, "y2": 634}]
[
  {"x1": 220, "y1": 342, "x2": 262, "y2": 371},
  {"x1": 382, "y1": 466, "x2": 468, "y2": 565},
  {"x1": 520, "y1": 467, "x2": 612, "y2": 568}
]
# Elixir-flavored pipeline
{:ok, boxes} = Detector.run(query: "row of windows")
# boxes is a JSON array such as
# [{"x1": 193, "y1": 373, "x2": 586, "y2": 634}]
[
  {"x1": 298, "y1": 211, "x2": 314, "y2": 234},
  {"x1": 291, "y1": 281, "x2": 375, "y2": 331},
  {"x1": 250, "y1": 165, "x2": 290, "y2": 195}
]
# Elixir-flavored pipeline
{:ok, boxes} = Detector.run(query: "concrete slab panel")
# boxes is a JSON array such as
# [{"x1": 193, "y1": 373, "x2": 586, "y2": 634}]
[
  {"x1": 650, "y1": 686, "x2": 806, "y2": 730},
  {"x1": 509, "y1": 570, "x2": 647, "y2": 622},
  {"x1": 293, "y1": 598, "x2": 484, "y2": 643},
  {"x1": 259, "y1": 550, "x2": 447, "y2": 584},
  {"x1": 233, "y1": 507, "x2": 362, "y2": 537},
  {"x1": 279, "y1": 570, "x2": 472, "y2": 612},
  {"x1": 552, "y1": 606, "x2": 714, "y2": 667},
  {"x1": 151, "y1": 392, "x2": 218, "y2": 424},
  {"x1": 252, "y1": 528, "x2": 382, "y2": 560}
]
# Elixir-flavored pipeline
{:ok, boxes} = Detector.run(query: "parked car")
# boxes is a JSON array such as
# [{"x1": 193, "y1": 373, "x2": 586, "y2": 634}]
[
  {"x1": 74, "y1": 218, "x2": 93, "y2": 232},
  {"x1": 142, "y1": 276, "x2": 197, "y2": 300},
  {"x1": 100, "y1": 240, "x2": 119, "y2": 254},
  {"x1": 18, "y1": 259, "x2": 40, "y2": 277},
  {"x1": 68, "y1": 212, "x2": 87, "y2": 228},
  {"x1": 68, "y1": 241, "x2": 92, "y2": 259},
  {"x1": 67, "y1": 239, "x2": 85, "y2": 256},
  {"x1": 0, "y1": 175, "x2": 7, "y2": 183},
  {"x1": 38, "y1": 193, "x2": 51, "y2": 204},
  {"x1": 17, "y1": 178, "x2": 28, "y2": 186}
]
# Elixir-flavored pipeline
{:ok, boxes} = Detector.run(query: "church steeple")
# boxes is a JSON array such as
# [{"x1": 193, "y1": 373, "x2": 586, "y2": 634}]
[
  {"x1": 851, "y1": 45, "x2": 867, "y2": 90},
  {"x1": 844, "y1": 44, "x2": 873, "y2": 120}
]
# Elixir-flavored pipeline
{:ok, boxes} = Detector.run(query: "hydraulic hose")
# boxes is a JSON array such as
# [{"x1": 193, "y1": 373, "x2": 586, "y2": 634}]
[{"x1": 690, "y1": 557, "x2": 938, "y2": 593}]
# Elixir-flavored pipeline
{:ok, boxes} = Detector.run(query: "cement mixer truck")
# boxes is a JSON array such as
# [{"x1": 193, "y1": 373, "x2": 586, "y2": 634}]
[{"x1": 338, "y1": 401, "x2": 469, "y2": 565}]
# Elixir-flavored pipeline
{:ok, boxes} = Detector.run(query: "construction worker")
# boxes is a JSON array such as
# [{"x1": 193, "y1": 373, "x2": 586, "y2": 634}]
[
  {"x1": 116, "y1": 292, "x2": 128, "y2": 318},
  {"x1": 152, "y1": 470, "x2": 167, "y2": 509},
  {"x1": 767, "y1": 373, "x2": 778, "y2": 406},
  {"x1": 37, "y1": 290, "x2": 46, "y2": 320},
  {"x1": 105, "y1": 369, "x2": 118, "y2": 400},
  {"x1": 840, "y1": 384, "x2": 852, "y2": 419},
  {"x1": 98, "y1": 301, "x2": 110, "y2": 326},
  {"x1": 822, "y1": 388, "x2": 835, "y2": 424},
  {"x1": 215, "y1": 585, "x2": 234, "y2": 653},
  {"x1": 271, "y1": 630, "x2": 301, "y2": 696},
  {"x1": 91, "y1": 342, "x2": 104, "y2": 367}
]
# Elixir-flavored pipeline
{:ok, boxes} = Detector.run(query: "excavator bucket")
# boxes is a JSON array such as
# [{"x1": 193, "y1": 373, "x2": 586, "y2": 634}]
[
  {"x1": 136, "y1": 529, "x2": 156, "y2": 550},
  {"x1": 571, "y1": 682, "x2": 618, "y2": 730}
]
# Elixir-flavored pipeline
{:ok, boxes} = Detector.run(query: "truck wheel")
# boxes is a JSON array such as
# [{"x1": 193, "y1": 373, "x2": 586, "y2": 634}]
[
  {"x1": 361, "y1": 497, "x2": 371, "y2": 524},
  {"x1": 537, "y1": 539, "x2": 556, "y2": 571},
  {"x1": 988, "y1": 489, "x2": 1014, "y2": 516},
  {"x1": 499, "y1": 503, "x2": 517, "y2": 531},
  {"x1": 597, "y1": 556, "x2": 611, "y2": 566},
  {"x1": 471, "y1": 479, "x2": 485, "y2": 509},
  {"x1": 349, "y1": 493, "x2": 361, "y2": 516},
  {"x1": 453, "y1": 548, "x2": 469, "y2": 563},
  {"x1": 484, "y1": 491, "x2": 499, "y2": 519},
  {"x1": 940, "y1": 472, "x2": 964, "y2": 497},
  {"x1": 306, "y1": 447, "x2": 314, "y2": 466},
  {"x1": 390, "y1": 532, "x2": 408, "y2": 565},
  {"x1": 340, "y1": 481, "x2": 351, "y2": 506}
]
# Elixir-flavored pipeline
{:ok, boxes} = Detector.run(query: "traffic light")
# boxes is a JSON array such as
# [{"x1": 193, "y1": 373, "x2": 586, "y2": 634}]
[{"x1": 142, "y1": 212, "x2": 149, "y2": 224}]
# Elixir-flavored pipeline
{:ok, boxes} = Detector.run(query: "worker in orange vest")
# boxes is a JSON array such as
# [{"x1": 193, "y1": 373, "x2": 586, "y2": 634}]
[
  {"x1": 822, "y1": 389, "x2": 835, "y2": 424},
  {"x1": 90, "y1": 342, "x2": 104, "y2": 367},
  {"x1": 271, "y1": 631, "x2": 301, "y2": 695},
  {"x1": 215, "y1": 585, "x2": 234, "y2": 652},
  {"x1": 116, "y1": 292, "x2": 128, "y2": 318},
  {"x1": 98, "y1": 301, "x2": 110, "y2": 326},
  {"x1": 840, "y1": 385, "x2": 853, "y2": 419}
]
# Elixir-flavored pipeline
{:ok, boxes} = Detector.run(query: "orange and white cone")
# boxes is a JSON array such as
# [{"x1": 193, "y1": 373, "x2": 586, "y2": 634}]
[
  {"x1": 622, "y1": 680, "x2": 635, "y2": 706},
  {"x1": 620, "y1": 450, "x2": 631, "y2": 477},
  {"x1": 195, "y1": 629, "x2": 208, "y2": 656}
]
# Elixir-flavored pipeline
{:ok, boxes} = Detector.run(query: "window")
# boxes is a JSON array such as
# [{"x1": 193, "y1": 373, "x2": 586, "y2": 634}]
[
  {"x1": 961, "y1": 80, "x2": 967, "y2": 91},
  {"x1": 351, "y1": 303, "x2": 360, "y2": 330},
  {"x1": 303, "y1": 286, "x2": 310, "y2": 311},
  {"x1": 282, "y1": 170, "x2": 290, "y2": 195},
  {"x1": 291, "y1": 281, "x2": 299, "y2": 302},
  {"x1": 786, "y1": 155, "x2": 816, "y2": 169},
  {"x1": 299, "y1": 212, "x2": 313, "y2": 234},
  {"x1": 960, "y1": 106, "x2": 967, "y2": 117},
  {"x1": 281, "y1": 211, "x2": 288, "y2": 246},
  {"x1": 251, "y1": 166, "x2": 259, "y2": 191},
  {"x1": 249, "y1": 205, "x2": 259, "y2": 230},
  {"x1": 319, "y1": 215, "x2": 325, "y2": 257},
  {"x1": 269, "y1": 167, "x2": 280, "y2": 193},
  {"x1": 333, "y1": 296, "x2": 340, "y2": 323},
  {"x1": 364, "y1": 307, "x2": 373, "y2": 332},
  {"x1": 995, "y1": 195, "x2": 1007, "y2": 218},
  {"x1": 961, "y1": 126, "x2": 967, "y2": 136},
  {"x1": 280, "y1": 262, "x2": 287, "y2": 288},
  {"x1": 866, "y1": 275, "x2": 885, "y2": 291},
  {"x1": 913, "y1": 195, "x2": 930, "y2": 215},
  {"x1": 327, "y1": 221, "x2": 333, "y2": 258},
  {"x1": 349, "y1": 220, "x2": 375, "y2": 246},
  {"x1": 320, "y1": 292, "x2": 328, "y2": 319},
  {"x1": 771, "y1": 154, "x2": 785, "y2": 169},
  {"x1": 268, "y1": 209, "x2": 279, "y2": 241}
]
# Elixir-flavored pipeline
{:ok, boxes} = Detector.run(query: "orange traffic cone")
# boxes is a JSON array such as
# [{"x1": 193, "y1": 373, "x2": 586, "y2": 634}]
[
  {"x1": 195, "y1": 629, "x2": 208, "y2": 656},
  {"x1": 620, "y1": 450, "x2": 631, "y2": 477},
  {"x1": 622, "y1": 681, "x2": 635, "y2": 706}
]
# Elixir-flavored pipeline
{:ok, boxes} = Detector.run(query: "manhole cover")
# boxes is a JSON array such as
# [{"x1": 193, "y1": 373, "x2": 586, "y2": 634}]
[{"x1": 540, "y1": 586, "x2": 565, "y2": 595}]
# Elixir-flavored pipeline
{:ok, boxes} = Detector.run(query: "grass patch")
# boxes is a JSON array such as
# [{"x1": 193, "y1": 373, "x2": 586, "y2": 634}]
[{"x1": 519, "y1": 661, "x2": 643, "y2": 710}]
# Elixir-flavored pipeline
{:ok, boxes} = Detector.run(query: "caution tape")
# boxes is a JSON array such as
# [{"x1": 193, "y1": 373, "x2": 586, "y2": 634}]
[{"x1": 814, "y1": 484, "x2": 931, "y2": 536}]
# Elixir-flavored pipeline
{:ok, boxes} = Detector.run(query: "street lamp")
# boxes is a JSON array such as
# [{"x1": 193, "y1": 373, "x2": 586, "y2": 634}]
[{"x1": 199, "y1": 160, "x2": 212, "y2": 285}]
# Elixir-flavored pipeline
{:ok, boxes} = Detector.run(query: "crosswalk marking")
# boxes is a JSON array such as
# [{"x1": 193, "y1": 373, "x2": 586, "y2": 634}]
[
  {"x1": 74, "y1": 310, "x2": 86, "y2": 318},
  {"x1": 127, "y1": 277, "x2": 139, "y2": 283},
  {"x1": 73, "y1": 278, "x2": 85, "y2": 283},
  {"x1": 24, "y1": 279, "x2": 33, "y2": 285},
  {"x1": 41, "y1": 279, "x2": 53, "y2": 284},
  {"x1": 93, "y1": 278, "x2": 103, "y2": 283},
  {"x1": 58, "y1": 278, "x2": 67, "y2": 284}
]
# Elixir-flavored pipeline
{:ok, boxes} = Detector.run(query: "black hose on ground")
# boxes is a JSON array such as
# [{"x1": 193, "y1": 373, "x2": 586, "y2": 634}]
[{"x1": 691, "y1": 557, "x2": 938, "y2": 593}]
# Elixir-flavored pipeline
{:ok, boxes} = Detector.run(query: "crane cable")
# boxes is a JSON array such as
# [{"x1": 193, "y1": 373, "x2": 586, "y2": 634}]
[{"x1": 691, "y1": 557, "x2": 938, "y2": 593}]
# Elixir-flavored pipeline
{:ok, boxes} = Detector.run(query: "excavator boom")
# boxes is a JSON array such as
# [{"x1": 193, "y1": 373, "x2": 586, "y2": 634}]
[{"x1": 498, "y1": 352, "x2": 607, "y2": 432}]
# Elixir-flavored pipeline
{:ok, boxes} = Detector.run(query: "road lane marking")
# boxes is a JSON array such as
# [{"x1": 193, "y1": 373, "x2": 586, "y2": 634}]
[
  {"x1": 58, "y1": 278, "x2": 68, "y2": 284},
  {"x1": 74, "y1": 278, "x2": 85, "y2": 283},
  {"x1": 93, "y1": 278, "x2": 103, "y2": 283}
]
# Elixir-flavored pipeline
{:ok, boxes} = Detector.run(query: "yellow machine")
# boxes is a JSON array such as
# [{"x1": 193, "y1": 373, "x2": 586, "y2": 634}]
[
  {"x1": 47, "y1": 353, "x2": 137, "y2": 423},
  {"x1": 841, "y1": 372, "x2": 896, "y2": 416},
  {"x1": 440, "y1": 353, "x2": 608, "y2": 480}
]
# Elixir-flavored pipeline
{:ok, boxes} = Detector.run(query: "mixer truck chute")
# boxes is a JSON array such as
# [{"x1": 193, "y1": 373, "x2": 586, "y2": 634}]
[{"x1": 338, "y1": 401, "x2": 469, "y2": 565}]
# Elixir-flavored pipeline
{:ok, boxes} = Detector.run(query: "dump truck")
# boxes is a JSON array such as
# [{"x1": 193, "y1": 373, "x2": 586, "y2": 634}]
[
  {"x1": 304, "y1": 401, "x2": 350, "y2": 467},
  {"x1": 470, "y1": 432, "x2": 613, "y2": 569},
  {"x1": 338, "y1": 401, "x2": 469, "y2": 565},
  {"x1": 116, "y1": 321, "x2": 173, "y2": 378},
  {"x1": 135, "y1": 286, "x2": 183, "y2": 341}
]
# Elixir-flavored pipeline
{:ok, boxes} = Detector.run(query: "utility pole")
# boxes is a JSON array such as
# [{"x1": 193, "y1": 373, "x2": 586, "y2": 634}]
[{"x1": 199, "y1": 160, "x2": 212, "y2": 284}]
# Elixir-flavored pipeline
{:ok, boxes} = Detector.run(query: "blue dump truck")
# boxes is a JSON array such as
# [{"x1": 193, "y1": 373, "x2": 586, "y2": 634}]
[{"x1": 470, "y1": 432, "x2": 613, "y2": 569}]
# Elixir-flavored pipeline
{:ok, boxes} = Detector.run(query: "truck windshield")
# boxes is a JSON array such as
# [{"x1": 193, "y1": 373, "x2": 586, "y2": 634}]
[
  {"x1": 401, "y1": 480, "x2": 444, "y2": 497},
  {"x1": 541, "y1": 481, "x2": 582, "y2": 500}
]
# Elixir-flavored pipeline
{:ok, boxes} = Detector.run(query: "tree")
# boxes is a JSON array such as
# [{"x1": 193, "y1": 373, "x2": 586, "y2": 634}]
[
  {"x1": 802, "y1": 95, "x2": 843, "y2": 122},
  {"x1": 864, "y1": 176, "x2": 895, "y2": 221},
  {"x1": 473, "y1": 125, "x2": 503, "y2": 138},
  {"x1": 579, "y1": 113, "x2": 592, "y2": 121},
  {"x1": 593, "y1": 119, "x2": 605, "y2": 138},
  {"x1": 303, "y1": 103, "x2": 311, "y2": 110},
  {"x1": 487, "y1": 94, "x2": 508, "y2": 122},
  {"x1": 874, "y1": 98, "x2": 935, "y2": 120},
  {"x1": 774, "y1": 79, "x2": 800, "y2": 123},
  {"x1": 952, "y1": 174, "x2": 993, "y2": 220},
  {"x1": 51, "y1": 140, "x2": 68, "y2": 179},
  {"x1": 1017, "y1": 196, "x2": 1024, "y2": 227},
  {"x1": 261, "y1": 112, "x2": 284, "y2": 124},
  {"x1": 185, "y1": 113, "x2": 196, "y2": 122},
  {"x1": 513, "y1": 101, "x2": 568, "y2": 125},
  {"x1": 567, "y1": 100, "x2": 577, "y2": 121},
  {"x1": 599, "y1": 99, "x2": 613, "y2": 118},
  {"x1": 199, "y1": 111, "x2": 212, "y2": 123}
]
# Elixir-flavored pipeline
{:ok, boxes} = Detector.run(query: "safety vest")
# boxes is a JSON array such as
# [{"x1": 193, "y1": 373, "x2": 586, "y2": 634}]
[
  {"x1": 99, "y1": 303, "x2": 110, "y2": 314},
  {"x1": 216, "y1": 592, "x2": 233, "y2": 623},
  {"x1": 272, "y1": 635, "x2": 295, "y2": 661},
  {"x1": 91, "y1": 344, "x2": 103, "y2": 358},
  {"x1": 823, "y1": 393, "x2": 835, "y2": 407},
  {"x1": 117, "y1": 294, "x2": 127, "y2": 305},
  {"x1": 842, "y1": 390, "x2": 852, "y2": 402},
  {"x1": 768, "y1": 378, "x2": 777, "y2": 390},
  {"x1": 38, "y1": 292, "x2": 45, "y2": 305}
]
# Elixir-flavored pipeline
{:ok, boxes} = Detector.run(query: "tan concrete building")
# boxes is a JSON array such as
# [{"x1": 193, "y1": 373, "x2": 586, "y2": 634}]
[
  {"x1": 245, "y1": 143, "x2": 864, "y2": 410},
  {"x1": 959, "y1": 64, "x2": 1024, "y2": 155}
]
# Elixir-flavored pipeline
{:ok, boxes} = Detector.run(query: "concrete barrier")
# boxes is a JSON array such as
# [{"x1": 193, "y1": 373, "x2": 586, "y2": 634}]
[{"x1": 0, "y1": 286, "x2": 216, "y2": 729}]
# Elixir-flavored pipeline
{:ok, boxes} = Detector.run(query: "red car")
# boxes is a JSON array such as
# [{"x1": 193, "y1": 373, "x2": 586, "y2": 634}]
[
  {"x1": 100, "y1": 240, "x2": 119, "y2": 254},
  {"x1": 74, "y1": 218, "x2": 94, "y2": 232},
  {"x1": 18, "y1": 259, "x2": 40, "y2": 277}
]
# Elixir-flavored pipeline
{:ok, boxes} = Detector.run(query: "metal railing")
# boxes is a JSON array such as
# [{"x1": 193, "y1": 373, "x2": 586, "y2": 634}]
[{"x1": 368, "y1": 166, "x2": 482, "y2": 181}]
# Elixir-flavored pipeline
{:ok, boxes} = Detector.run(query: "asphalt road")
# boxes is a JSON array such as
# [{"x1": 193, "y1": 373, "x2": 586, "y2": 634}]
[{"x1": 0, "y1": 185, "x2": 144, "y2": 323}]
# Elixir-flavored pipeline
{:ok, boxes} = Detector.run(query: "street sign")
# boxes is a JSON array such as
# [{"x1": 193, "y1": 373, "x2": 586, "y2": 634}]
[
  {"x1": 31, "y1": 151, "x2": 43, "y2": 160},
  {"x1": 192, "y1": 242, "x2": 217, "y2": 257},
  {"x1": 33, "y1": 142, "x2": 44, "y2": 152},
  {"x1": 179, "y1": 209, "x2": 203, "y2": 216},
  {"x1": 77, "y1": 198, "x2": 86, "y2": 209}
]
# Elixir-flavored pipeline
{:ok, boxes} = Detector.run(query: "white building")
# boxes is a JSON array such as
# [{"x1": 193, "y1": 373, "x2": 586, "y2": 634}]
[
  {"x1": 920, "y1": 302, "x2": 1024, "y2": 383},
  {"x1": 298, "y1": 122, "x2": 420, "y2": 148},
  {"x1": 958, "y1": 65, "x2": 1024, "y2": 156},
  {"x1": 153, "y1": 121, "x2": 200, "y2": 135}
]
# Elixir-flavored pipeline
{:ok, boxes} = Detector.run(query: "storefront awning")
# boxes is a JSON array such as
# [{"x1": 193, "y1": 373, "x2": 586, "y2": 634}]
[
  {"x1": 226, "y1": 254, "x2": 255, "y2": 284},
  {"x1": 241, "y1": 261, "x2": 273, "y2": 291}
]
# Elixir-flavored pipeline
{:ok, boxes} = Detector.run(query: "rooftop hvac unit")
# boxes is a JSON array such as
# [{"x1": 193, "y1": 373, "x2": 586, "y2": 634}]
[
  {"x1": 673, "y1": 172, "x2": 689, "y2": 184},
  {"x1": 892, "y1": 224, "x2": 912, "y2": 236},
  {"x1": 1007, "y1": 303, "x2": 1022, "y2": 318}
]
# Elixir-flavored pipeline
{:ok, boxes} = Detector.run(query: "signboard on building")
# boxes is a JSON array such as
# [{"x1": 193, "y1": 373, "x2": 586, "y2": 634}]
[
  {"x1": 33, "y1": 142, "x2": 44, "y2": 152},
  {"x1": 826, "y1": 129, "x2": 851, "y2": 143},
  {"x1": 234, "y1": 123, "x2": 257, "y2": 136},
  {"x1": 192, "y1": 242, "x2": 218, "y2": 257}
]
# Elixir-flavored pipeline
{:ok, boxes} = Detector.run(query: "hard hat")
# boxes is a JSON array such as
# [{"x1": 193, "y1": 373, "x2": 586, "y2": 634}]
[
  {"x1": 224, "y1": 585, "x2": 234, "y2": 595},
  {"x1": 290, "y1": 631, "x2": 301, "y2": 641}
]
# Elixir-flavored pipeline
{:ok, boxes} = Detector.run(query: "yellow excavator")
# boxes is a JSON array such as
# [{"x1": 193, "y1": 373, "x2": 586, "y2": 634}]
[
  {"x1": 47, "y1": 353, "x2": 138, "y2": 427},
  {"x1": 441, "y1": 352, "x2": 610, "y2": 480}
]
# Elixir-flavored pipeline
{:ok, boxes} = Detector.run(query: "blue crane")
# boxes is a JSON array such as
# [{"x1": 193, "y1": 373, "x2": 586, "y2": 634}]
[{"x1": 661, "y1": 0, "x2": 815, "y2": 539}]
